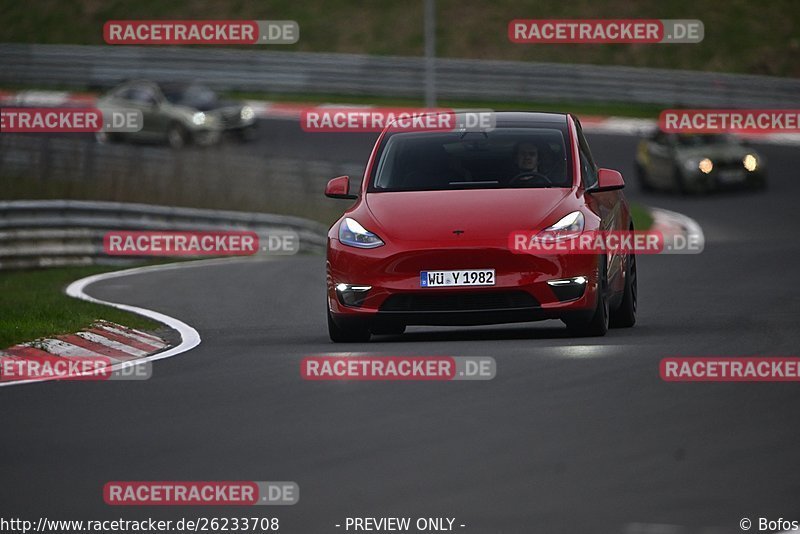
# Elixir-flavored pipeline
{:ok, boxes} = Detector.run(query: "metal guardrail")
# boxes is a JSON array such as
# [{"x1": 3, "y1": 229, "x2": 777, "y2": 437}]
[
  {"x1": 0, "y1": 200, "x2": 329, "y2": 269},
  {"x1": 0, "y1": 132, "x2": 363, "y2": 225},
  {"x1": 1, "y1": 43, "x2": 799, "y2": 107}
]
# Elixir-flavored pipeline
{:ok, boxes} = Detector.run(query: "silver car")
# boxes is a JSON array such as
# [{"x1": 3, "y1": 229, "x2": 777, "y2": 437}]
[{"x1": 96, "y1": 80, "x2": 256, "y2": 148}]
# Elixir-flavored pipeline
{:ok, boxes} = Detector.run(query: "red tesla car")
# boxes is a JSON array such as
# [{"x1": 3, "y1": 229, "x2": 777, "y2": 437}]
[{"x1": 325, "y1": 112, "x2": 636, "y2": 341}]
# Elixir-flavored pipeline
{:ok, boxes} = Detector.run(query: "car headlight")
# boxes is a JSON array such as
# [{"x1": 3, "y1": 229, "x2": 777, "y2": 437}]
[
  {"x1": 192, "y1": 112, "x2": 207, "y2": 126},
  {"x1": 339, "y1": 217, "x2": 384, "y2": 248},
  {"x1": 537, "y1": 211, "x2": 584, "y2": 241},
  {"x1": 240, "y1": 106, "x2": 255, "y2": 121},
  {"x1": 683, "y1": 157, "x2": 713, "y2": 174},
  {"x1": 698, "y1": 158, "x2": 713, "y2": 174},
  {"x1": 743, "y1": 154, "x2": 758, "y2": 172}
]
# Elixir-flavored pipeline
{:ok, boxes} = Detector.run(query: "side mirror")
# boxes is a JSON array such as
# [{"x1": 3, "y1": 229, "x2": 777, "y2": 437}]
[
  {"x1": 325, "y1": 175, "x2": 357, "y2": 199},
  {"x1": 589, "y1": 168, "x2": 625, "y2": 193}
]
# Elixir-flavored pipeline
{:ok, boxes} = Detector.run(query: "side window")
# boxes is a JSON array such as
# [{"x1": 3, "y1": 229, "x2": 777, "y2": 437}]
[
  {"x1": 573, "y1": 118, "x2": 598, "y2": 188},
  {"x1": 127, "y1": 86, "x2": 158, "y2": 106},
  {"x1": 580, "y1": 150, "x2": 597, "y2": 189},
  {"x1": 116, "y1": 87, "x2": 135, "y2": 101}
]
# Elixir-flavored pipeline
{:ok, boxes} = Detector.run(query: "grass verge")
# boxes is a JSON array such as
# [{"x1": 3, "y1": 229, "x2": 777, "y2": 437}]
[
  {"x1": 0, "y1": 265, "x2": 161, "y2": 349},
  {"x1": 1, "y1": 0, "x2": 798, "y2": 77},
  {"x1": 630, "y1": 202, "x2": 654, "y2": 230}
]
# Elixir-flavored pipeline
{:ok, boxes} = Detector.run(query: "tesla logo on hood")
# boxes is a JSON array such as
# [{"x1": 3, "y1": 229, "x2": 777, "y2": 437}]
[{"x1": 453, "y1": 230, "x2": 465, "y2": 235}]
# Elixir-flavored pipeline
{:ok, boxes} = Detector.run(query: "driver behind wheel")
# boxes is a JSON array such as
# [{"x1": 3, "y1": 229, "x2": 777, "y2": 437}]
[
  {"x1": 516, "y1": 141, "x2": 540, "y2": 172},
  {"x1": 508, "y1": 140, "x2": 567, "y2": 186}
]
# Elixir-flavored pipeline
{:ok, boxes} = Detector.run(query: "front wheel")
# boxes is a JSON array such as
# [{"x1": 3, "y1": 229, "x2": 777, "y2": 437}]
[
  {"x1": 236, "y1": 126, "x2": 258, "y2": 142},
  {"x1": 328, "y1": 309, "x2": 371, "y2": 343},
  {"x1": 166, "y1": 123, "x2": 189, "y2": 149},
  {"x1": 564, "y1": 259, "x2": 609, "y2": 337},
  {"x1": 95, "y1": 131, "x2": 123, "y2": 144},
  {"x1": 610, "y1": 252, "x2": 637, "y2": 328}
]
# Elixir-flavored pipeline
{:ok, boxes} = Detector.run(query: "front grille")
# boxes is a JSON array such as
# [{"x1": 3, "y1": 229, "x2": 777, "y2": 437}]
[
  {"x1": 221, "y1": 110, "x2": 240, "y2": 128},
  {"x1": 715, "y1": 158, "x2": 744, "y2": 171},
  {"x1": 380, "y1": 291, "x2": 539, "y2": 312}
]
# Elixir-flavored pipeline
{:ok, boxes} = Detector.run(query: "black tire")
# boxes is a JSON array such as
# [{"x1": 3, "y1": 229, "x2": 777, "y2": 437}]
[
  {"x1": 166, "y1": 123, "x2": 189, "y2": 149},
  {"x1": 95, "y1": 131, "x2": 123, "y2": 144},
  {"x1": 565, "y1": 258, "x2": 609, "y2": 337},
  {"x1": 610, "y1": 251, "x2": 637, "y2": 328},
  {"x1": 328, "y1": 309, "x2": 371, "y2": 343},
  {"x1": 236, "y1": 126, "x2": 257, "y2": 142},
  {"x1": 635, "y1": 162, "x2": 654, "y2": 192}
]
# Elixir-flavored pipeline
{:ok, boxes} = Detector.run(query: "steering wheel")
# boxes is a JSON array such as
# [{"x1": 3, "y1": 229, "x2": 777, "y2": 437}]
[{"x1": 509, "y1": 170, "x2": 553, "y2": 186}]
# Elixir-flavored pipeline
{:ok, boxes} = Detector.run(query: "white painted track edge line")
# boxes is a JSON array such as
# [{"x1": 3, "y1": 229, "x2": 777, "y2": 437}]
[
  {"x1": 0, "y1": 259, "x2": 235, "y2": 387},
  {"x1": 650, "y1": 207, "x2": 706, "y2": 241}
]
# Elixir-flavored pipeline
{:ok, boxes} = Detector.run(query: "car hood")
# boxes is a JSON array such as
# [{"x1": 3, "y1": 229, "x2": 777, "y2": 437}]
[
  {"x1": 188, "y1": 100, "x2": 241, "y2": 112},
  {"x1": 364, "y1": 188, "x2": 574, "y2": 242}
]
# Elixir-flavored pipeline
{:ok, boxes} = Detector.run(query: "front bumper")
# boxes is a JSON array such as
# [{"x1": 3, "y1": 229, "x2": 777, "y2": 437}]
[
  {"x1": 191, "y1": 128, "x2": 222, "y2": 145},
  {"x1": 224, "y1": 121, "x2": 257, "y2": 132},
  {"x1": 219, "y1": 110, "x2": 257, "y2": 132},
  {"x1": 686, "y1": 168, "x2": 766, "y2": 191},
  {"x1": 327, "y1": 238, "x2": 601, "y2": 327}
]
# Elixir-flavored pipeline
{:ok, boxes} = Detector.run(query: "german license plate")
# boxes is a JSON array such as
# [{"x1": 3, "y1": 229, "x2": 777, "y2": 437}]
[{"x1": 420, "y1": 269, "x2": 495, "y2": 287}]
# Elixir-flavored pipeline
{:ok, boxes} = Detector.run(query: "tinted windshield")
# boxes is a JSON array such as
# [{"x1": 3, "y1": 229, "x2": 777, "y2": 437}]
[
  {"x1": 370, "y1": 128, "x2": 571, "y2": 191},
  {"x1": 675, "y1": 134, "x2": 734, "y2": 147},
  {"x1": 163, "y1": 85, "x2": 219, "y2": 108}
]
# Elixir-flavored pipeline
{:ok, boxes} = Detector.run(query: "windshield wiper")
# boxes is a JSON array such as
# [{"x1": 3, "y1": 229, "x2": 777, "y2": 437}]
[{"x1": 449, "y1": 181, "x2": 499, "y2": 187}]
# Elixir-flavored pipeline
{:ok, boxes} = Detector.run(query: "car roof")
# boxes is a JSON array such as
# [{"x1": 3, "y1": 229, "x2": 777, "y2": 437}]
[
  {"x1": 159, "y1": 82, "x2": 210, "y2": 91},
  {"x1": 380, "y1": 110, "x2": 570, "y2": 133},
  {"x1": 438, "y1": 111, "x2": 569, "y2": 127},
  {"x1": 487, "y1": 111, "x2": 569, "y2": 124},
  {"x1": 115, "y1": 80, "x2": 207, "y2": 92}
]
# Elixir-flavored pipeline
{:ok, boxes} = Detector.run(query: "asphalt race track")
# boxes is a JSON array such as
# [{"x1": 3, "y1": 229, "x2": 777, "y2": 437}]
[{"x1": 2, "y1": 119, "x2": 800, "y2": 533}]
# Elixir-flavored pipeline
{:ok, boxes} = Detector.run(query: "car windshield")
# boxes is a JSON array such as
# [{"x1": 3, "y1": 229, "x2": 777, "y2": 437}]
[
  {"x1": 163, "y1": 85, "x2": 219, "y2": 108},
  {"x1": 370, "y1": 128, "x2": 570, "y2": 191},
  {"x1": 675, "y1": 134, "x2": 734, "y2": 146}
]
